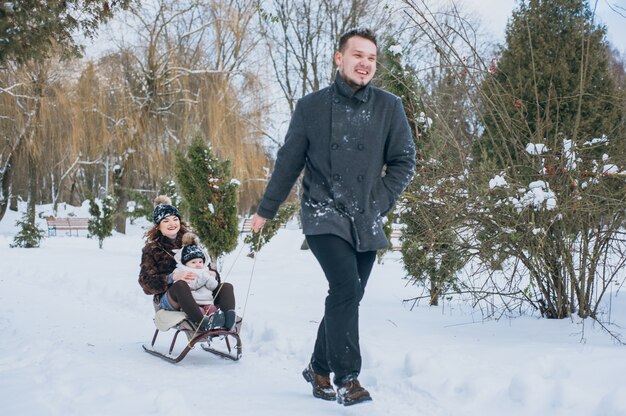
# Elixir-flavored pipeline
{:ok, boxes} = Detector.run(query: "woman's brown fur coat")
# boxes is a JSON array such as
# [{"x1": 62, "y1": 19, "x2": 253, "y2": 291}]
[{"x1": 138, "y1": 231, "x2": 220, "y2": 303}]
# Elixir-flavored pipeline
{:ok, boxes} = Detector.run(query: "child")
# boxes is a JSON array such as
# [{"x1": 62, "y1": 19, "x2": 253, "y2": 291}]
[{"x1": 175, "y1": 232, "x2": 223, "y2": 329}]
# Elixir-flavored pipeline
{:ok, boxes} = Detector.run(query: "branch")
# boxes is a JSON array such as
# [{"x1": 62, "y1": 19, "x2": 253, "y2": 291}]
[
  {"x1": 605, "y1": 1, "x2": 626, "y2": 18},
  {"x1": 592, "y1": 317, "x2": 626, "y2": 345}
]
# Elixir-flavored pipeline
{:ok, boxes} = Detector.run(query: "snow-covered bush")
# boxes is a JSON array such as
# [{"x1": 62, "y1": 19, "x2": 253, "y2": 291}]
[
  {"x1": 88, "y1": 194, "x2": 116, "y2": 249},
  {"x1": 399, "y1": 0, "x2": 626, "y2": 323},
  {"x1": 11, "y1": 213, "x2": 45, "y2": 248}
]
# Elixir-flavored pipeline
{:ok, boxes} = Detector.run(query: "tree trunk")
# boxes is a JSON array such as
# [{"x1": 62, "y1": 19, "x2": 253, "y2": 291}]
[
  {"x1": 26, "y1": 153, "x2": 38, "y2": 225},
  {"x1": 113, "y1": 178, "x2": 127, "y2": 234},
  {"x1": 9, "y1": 194, "x2": 18, "y2": 211},
  {"x1": 544, "y1": 254, "x2": 570, "y2": 319},
  {"x1": 429, "y1": 279, "x2": 439, "y2": 306},
  {"x1": 0, "y1": 169, "x2": 10, "y2": 221},
  {"x1": 0, "y1": 142, "x2": 17, "y2": 221}
]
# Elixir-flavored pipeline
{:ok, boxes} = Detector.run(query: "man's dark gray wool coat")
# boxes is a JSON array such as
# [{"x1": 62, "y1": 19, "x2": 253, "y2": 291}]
[{"x1": 257, "y1": 73, "x2": 416, "y2": 252}]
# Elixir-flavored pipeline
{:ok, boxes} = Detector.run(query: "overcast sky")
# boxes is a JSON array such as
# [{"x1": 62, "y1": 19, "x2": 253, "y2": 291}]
[
  {"x1": 84, "y1": 1, "x2": 626, "y2": 63},
  {"x1": 460, "y1": 0, "x2": 626, "y2": 53}
]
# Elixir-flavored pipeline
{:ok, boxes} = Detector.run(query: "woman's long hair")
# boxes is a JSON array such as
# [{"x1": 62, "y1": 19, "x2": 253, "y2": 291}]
[{"x1": 145, "y1": 220, "x2": 191, "y2": 243}]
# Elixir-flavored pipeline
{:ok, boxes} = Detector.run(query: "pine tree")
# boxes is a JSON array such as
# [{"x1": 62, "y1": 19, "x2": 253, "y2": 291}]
[
  {"x1": 11, "y1": 213, "x2": 45, "y2": 248},
  {"x1": 377, "y1": 38, "x2": 465, "y2": 305},
  {"x1": 375, "y1": 37, "x2": 423, "y2": 256},
  {"x1": 0, "y1": 1, "x2": 131, "y2": 64},
  {"x1": 476, "y1": 0, "x2": 622, "y2": 168},
  {"x1": 176, "y1": 136, "x2": 239, "y2": 262},
  {"x1": 376, "y1": 37, "x2": 424, "y2": 159},
  {"x1": 245, "y1": 202, "x2": 298, "y2": 257},
  {"x1": 88, "y1": 194, "x2": 116, "y2": 249}
]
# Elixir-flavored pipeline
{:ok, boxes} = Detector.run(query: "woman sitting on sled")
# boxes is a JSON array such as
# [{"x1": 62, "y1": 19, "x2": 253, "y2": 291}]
[{"x1": 138, "y1": 195, "x2": 237, "y2": 332}]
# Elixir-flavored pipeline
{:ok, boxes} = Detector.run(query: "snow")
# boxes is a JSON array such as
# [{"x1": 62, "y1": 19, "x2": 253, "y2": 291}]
[
  {"x1": 525, "y1": 143, "x2": 549, "y2": 155},
  {"x1": 388, "y1": 44, "x2": 403, "y2": 56},
  {"x1": 583, "y1": 136, "x2": 609, "y2": 146},
  {"x1": 510, "y1": 180, "x2": 557, "y2": 211},
  {"x1": 489, "y1": 174, "x2": 508, "y2": 189},
  {"x1": 1, "y1": 205, "x2": 626, "y2": 415},
  {"x1": 563, "y1": 139, "x2": 577, "y2": 170},
  {"x1": 417, "y1": 111, "x2": 433, "y2": 130},
  {"x1": 603, "y1": 164, "x2": 619, "y2": 174}
]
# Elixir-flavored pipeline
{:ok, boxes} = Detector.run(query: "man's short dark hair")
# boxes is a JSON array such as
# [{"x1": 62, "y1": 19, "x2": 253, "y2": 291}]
[{"x1": 337, "y1": 28, "x2": 377, "y2": 52}]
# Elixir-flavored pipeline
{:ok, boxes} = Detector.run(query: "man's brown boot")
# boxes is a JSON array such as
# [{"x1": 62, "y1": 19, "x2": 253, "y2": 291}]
[
  {"x1": 336, "y1": 379, "x2": 372, "y2": 406},
  {"x1": 302, "y1": 363, "x2": 336, "y2": 401}
]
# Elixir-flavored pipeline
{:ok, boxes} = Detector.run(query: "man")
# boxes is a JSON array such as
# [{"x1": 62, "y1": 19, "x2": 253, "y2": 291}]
[{"x1": 251, "y1": 28, "x2": 416, "y2": 406}]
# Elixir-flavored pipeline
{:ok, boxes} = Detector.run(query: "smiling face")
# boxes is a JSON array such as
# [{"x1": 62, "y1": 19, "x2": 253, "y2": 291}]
[
  {"x1": 158, "y1": 215, "x2": 180, "y2": 239},
  {"x1": 334, "y1": 35, "x2": 377, "y2": 90}
]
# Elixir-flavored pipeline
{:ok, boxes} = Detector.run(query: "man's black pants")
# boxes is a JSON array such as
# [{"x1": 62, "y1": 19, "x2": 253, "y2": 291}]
[{"x1": 306, "y1": 234, "x2": 377, "y2": 386}]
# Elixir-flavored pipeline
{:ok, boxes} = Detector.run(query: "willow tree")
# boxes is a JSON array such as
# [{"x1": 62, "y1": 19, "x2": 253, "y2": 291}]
[{"x1": 0, "y1": 59, "x2": 68, "y2": 222}]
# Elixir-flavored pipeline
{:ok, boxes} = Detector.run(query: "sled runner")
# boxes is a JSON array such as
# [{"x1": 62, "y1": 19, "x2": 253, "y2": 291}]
[{"x1": 143, "y1": 308, "x2": 242, "y2": 363}]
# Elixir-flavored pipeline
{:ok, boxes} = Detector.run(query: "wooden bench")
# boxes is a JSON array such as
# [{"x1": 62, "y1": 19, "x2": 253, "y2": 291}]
[
  {"x1": 240, "y1": 217, "x2": 287, "y2": 234},
  {"x1": 390, "y1": 227, "x2": 403, "y2": 251},
  {"x1": 46, "y1": 217, "x2": 90, "y2": 237},
  {"x1": 240, "y1": 217, "x2": 253, "y2": 234}
]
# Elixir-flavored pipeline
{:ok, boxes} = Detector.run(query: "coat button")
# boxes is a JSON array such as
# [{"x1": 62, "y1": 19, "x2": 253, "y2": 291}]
[
  {"x1": 333, "y1": 174, "x2": 341, "y2": 181},
  {"x1": 338, "y1": 203, "x2": 345, "y2": 210},
  {"x1": 333, "y1": 98, "x2": 340, "y2": 104},
  {"x1": 359, "y1": 208, "x2": 365, "y2": 214},
  {"x1": 331, "y1": 143, "x2": 339, "y2": 150},
  {"x1": 357, "y1": 175, "x2": 364, "y2": 182},
  {"x1": 358, "y1": 143, "x2": 365, "y2": 150}
]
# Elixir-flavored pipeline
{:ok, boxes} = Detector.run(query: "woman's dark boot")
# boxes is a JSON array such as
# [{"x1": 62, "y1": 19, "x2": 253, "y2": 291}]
[
  {"x1": 224, "y1": 309, "x2": 237, "y2": 332},
  {"x1": 197, "y1": 310, "x2": 225, "y2": 332}
]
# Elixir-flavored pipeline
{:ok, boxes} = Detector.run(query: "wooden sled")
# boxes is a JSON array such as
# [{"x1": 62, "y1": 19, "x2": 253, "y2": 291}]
[{"x1": 143, "y1": 309, "x2": 242, "y2": 363}]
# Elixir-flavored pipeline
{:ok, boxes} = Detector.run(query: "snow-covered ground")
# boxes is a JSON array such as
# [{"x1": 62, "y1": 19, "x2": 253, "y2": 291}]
[{"x1": 1, "y1": 205, "x2": 625, "y2": 416}]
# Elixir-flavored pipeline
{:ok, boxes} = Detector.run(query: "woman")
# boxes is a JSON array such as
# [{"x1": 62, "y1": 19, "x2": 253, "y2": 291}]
[{"x1": 138, "y1": 195, "x2": 237, "y2": 332}]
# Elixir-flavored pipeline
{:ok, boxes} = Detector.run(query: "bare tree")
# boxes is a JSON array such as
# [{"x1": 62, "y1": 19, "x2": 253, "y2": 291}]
[
  {"x1": 101, "y1": 0, "x2": 269, "y2": 229},
  {"x1": 258, "y1": 0, "x2": 393, "y2": 113}
]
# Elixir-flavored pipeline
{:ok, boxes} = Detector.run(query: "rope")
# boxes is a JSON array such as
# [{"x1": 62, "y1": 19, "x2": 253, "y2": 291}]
[
  {"x1": 185, "y1": 228, "x2": 262, "y2": 343},
  {"x1": 239, "y1": 229, "x2": 262, "y2": 329},
  {"x1": 207, "y1": 238, "x2": 247, "y2": 307}
]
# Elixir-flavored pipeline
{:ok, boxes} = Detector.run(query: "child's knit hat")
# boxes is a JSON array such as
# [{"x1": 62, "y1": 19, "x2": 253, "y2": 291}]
[{"x1": 181, "y1": 232, "x2": 206, "y2": 265}]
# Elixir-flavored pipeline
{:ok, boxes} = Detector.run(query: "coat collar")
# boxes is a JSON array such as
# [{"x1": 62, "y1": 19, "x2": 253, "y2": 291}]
[
  {"x1": 155, "y1": 232, "x2": 181, "y2": 253},
  {"x1": 333, "y1": 71, "x2": 371, "y2": 103}
]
